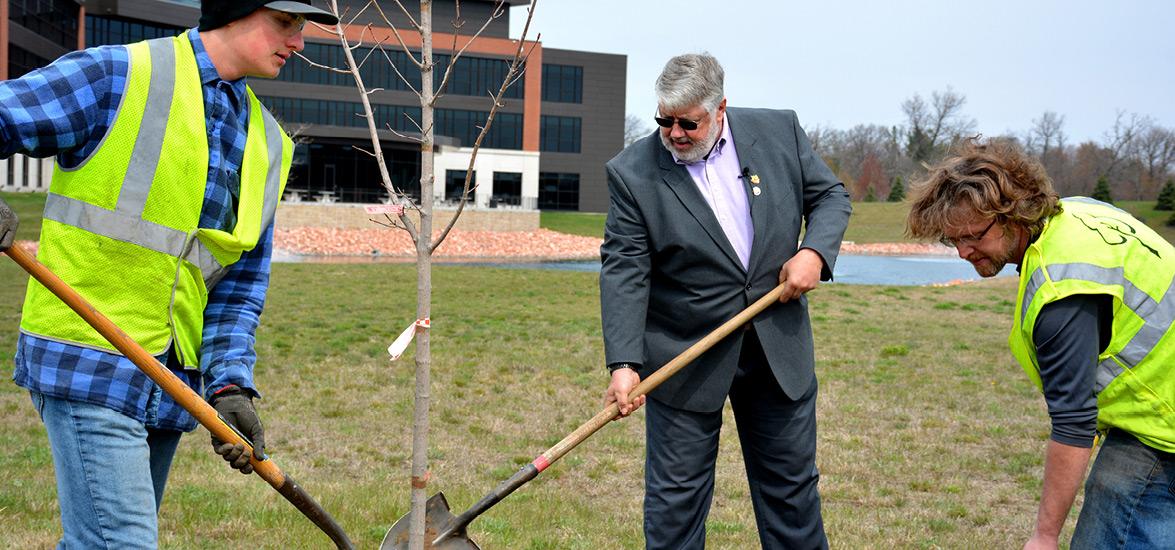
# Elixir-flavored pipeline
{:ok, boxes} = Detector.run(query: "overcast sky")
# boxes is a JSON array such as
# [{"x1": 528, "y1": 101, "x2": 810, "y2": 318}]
[{"x1": 510, "y1": 0, "x2": 1173, "y2": 143}]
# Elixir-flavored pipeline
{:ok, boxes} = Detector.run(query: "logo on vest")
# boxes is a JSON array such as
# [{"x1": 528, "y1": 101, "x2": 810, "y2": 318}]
[{"x1": 1073, "y1": 212, "x2": 1161, "y2": 258}]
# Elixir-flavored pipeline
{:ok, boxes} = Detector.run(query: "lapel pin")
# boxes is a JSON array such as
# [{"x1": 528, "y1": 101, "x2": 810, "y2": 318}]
[
  {"x1": 752, "y1": 187, "x2": 762, "y2": 196},
  {"x1": 750, "y1": 174, "x2": 760, "y2": 185}
]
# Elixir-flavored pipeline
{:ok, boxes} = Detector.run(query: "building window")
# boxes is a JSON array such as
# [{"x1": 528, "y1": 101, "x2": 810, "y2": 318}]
[
  {"x1": 541, "y1": 64, "x2": 583, "y2": 103},
  {"x1": 8, "y1": 45, "x2": 52, "y2": 79},
  {"x1": 538, "y1": 172, "x2": 579, "y2": 210},
  {"x1": 540, "y1": 116, "x2": 581, "y2": 153},
  {"x1": 445, "y1": 170, "x2": 475, "y2": 203},
  {"x1": 435, "y1": 54, "x2": 524, "y2": 99},
  {"x1": 85, "y1": 15, "x2": 184, "y2": 48},
  {"x1": 274, "y1": 44, "x2": 523, "y2": 98},
  {"x1": 258, "y1": 96, "x2": 523, "y2": 150},
  {"x1": 491, "y1": 172, "x2": 522, "y2": 207},
  {"x1": 12, "y1": 0, "x2": 79, "y2": 51},
  {"x1": 436, "y1": 109, "x2": 523, "y2": 149}
]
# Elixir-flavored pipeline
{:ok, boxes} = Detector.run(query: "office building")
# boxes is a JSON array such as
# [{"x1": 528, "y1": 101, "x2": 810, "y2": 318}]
[{"x1": 1, "y1": 0, "x2": 626, "y2": 213}]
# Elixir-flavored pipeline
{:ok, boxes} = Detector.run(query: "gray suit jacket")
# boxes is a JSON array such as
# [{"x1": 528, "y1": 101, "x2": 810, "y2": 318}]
[{"x1": 599, "y1": 108, "x2": 851, "y2": 412}]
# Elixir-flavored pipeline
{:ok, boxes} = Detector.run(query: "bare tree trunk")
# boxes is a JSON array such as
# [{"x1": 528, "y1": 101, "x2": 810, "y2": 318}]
[
  {"x1": 317, "y1": 2, "x2": 538, "y2": 546},
  {"x1": 410, "y1": 3, "x2": 435, "y2": 548}
]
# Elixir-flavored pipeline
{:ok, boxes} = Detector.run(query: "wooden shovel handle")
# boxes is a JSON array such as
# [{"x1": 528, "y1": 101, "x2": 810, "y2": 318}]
[
  {"x1": 4, "y1": 243, "x2": 353, "y2": 550},
  {"x1": 435, "y1": 283, "x2": 789, "y2": 542},
  {"x1": 541, "y1": 283, "x2": 787, "y2": 466}
]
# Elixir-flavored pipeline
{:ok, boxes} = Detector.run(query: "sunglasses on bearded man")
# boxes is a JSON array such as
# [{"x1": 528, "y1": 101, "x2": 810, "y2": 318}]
[{"x1": 653, "y1": 113, "x2": 703, "y2": 131}]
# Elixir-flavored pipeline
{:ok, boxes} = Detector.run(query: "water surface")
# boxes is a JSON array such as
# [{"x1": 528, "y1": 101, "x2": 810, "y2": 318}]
[{"x1": 453, "y1": 254, "x2": 1016, "y2": 286}]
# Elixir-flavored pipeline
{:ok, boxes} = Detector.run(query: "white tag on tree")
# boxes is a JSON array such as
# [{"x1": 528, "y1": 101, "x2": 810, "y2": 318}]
[{"x1": 388, "y1": 318, "x2": 431, "y2": 360}]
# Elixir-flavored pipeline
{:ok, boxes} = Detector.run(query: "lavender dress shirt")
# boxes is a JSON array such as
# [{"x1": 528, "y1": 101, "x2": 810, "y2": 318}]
[{"x1": 673, "y1": 119, "x2": 753, "y2": 269}]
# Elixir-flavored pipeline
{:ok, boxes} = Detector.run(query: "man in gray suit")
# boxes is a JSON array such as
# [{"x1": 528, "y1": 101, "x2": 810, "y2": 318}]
[{"x1": 600, "y1": 53, "x2": 851, "y2": 549}]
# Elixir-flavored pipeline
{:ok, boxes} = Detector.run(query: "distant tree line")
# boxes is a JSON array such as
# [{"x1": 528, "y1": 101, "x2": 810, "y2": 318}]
[{"x1": 807, "y1": 88, "x2": 1175, "y2": 203}]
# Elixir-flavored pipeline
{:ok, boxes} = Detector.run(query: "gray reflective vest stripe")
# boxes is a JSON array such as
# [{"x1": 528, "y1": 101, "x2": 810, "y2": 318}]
[
  {"x1": 1021, "y1": 261, "x2": 1175, "y2": 393},
  {"x1": 41, "y1": 37, "x2": 286, "y2": 289}
]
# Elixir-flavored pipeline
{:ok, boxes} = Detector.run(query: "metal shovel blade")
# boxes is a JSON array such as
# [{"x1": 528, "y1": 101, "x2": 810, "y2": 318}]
[{"x1": 381, "y1": 492, "x2": 481, "y2": 550}]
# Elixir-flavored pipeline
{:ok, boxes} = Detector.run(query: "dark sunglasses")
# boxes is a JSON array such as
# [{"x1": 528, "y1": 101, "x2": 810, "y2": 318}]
[{"x1": 654, "y1": 114, "x2": 702, "y2": 131}]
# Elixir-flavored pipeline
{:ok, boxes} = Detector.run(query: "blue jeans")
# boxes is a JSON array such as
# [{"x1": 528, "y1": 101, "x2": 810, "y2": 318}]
[
  {"x1": 31, "y1": 390, "x2": 183, "y2": 550},
  {"x1": 1071, "y1": 429, "x2": 1175, "y2": 549}
]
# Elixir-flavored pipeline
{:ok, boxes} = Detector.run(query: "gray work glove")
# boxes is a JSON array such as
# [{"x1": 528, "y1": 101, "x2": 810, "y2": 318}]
[
  {"x1": 0, "y1": 196, "x2": 18, "y2": 250},
  {"x1": 209, "y1": 385, "x2": 266, "y2": 475}
]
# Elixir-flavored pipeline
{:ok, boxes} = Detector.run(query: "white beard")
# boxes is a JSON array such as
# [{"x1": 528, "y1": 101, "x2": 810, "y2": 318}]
[{"x1": 660, "y1": 117, "x2": 722, "y2": 163}]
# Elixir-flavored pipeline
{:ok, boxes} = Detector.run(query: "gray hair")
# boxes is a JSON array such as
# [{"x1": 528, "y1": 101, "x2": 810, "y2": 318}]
[{"x1": 655, "y1": 53, "x2": 725, "y2": 113}]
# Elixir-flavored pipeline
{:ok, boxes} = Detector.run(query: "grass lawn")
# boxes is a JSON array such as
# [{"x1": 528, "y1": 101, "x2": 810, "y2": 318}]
[
  {"x1": 0, "y1": 191, "x2": 46, "y2": 242},
  {"x1": 540, "y1": 203, "x2": 916, "y2": 243},
  {"x1": 543, "y1": 201, "x2": 1175, "y2": 246},
  {"x1": 0, "y1": 257, "x2": 1077, "y2": 548},
  {"x1": 540, "y1": 210, "x2": 607, "y2": 238}
]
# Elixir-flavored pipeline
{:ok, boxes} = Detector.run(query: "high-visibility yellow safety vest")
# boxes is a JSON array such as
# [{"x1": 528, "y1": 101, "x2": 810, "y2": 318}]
[
  {"x1": 20, "y1": 34, "x2": 292, "y2": 370},
  {"x1": 1010, "y1": 197, "x2": 1175, "y2": 453}
]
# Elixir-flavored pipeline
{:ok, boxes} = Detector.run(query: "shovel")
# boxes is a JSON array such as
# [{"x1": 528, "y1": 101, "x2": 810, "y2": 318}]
[
  {"x1": 381, "y1": 283, "x2": 789, "y2": 549},
  {"x1": 4, "y1": 243, "x2": 354, "y2": 550}
]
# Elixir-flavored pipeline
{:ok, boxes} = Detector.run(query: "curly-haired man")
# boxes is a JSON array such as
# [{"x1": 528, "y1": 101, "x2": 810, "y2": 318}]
[{"x1": 907, "y1": 138, "x2": 1175, "y2": 549}]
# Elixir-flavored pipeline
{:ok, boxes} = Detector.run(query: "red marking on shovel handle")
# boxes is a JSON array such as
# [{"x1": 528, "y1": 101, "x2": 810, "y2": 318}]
[{"x1": 532, "y1": 455, "x2": 551, "y2": 472}]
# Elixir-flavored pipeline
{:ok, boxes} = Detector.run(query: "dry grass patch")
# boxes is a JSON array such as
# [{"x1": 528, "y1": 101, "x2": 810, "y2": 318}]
[{"x1": 0, "y1": 261, "x2": 1076, "y2": 548}]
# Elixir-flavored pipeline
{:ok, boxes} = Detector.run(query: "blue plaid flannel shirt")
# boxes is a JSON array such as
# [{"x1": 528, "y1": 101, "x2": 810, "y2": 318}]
[{"x1": 3, "y1": 29, "x2": 274, "y2": 432}]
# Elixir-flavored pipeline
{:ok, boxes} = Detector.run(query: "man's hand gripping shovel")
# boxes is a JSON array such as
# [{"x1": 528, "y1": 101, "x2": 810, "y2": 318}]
[
  {"x1": 381, "y1": 284, "x2": 789, "y2": 549},
  {"x1": 3, "y1": 243, "x2": 354, "y2": 549}
]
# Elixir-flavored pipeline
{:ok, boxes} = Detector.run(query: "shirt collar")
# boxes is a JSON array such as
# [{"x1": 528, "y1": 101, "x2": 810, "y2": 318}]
[{"x1": 188, "y1": 29, "x2": 248, "y2": 105}]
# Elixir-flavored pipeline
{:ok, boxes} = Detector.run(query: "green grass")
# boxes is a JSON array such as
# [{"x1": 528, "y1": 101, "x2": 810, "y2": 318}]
[
  {"x1": 0, "y1": 258, "x2": 1083, "y2": 548},
  {"x1": 841, "y1": 202, "x2": 916, "y2": 243},
  {"x1": 541, "y1": 203, "x2": 916, "y2": 243},
  {"x1": 0, "y1": 191, "x2": 46, "y2": 242},
  {"x1": 545, "y1": 201, "x2": 1175, "y2": 246},
  {"x1": 539, "y1": 204, "x2": 919, "y2": 243},
  {"x1": 540, "y1": 210, "x2": 607, "y2": 238}
]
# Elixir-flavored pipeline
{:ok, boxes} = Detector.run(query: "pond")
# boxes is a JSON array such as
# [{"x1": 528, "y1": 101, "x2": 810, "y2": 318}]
[{"x1": 452, "y1": 254, "x2": 1017, "y2": 286}]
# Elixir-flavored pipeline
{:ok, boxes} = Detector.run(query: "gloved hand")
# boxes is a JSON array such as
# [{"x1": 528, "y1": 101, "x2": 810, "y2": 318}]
[
  {"x1": 209, "y1": 385, "x2": 265, "y2": 475},
  {"x1": 0, "y1": 196, "x2": 18, "y2": 250}
]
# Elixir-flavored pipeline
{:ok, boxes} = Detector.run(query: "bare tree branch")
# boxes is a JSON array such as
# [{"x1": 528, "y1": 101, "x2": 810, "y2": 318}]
[
  {"x1": 376, "y1": 42, "x2": 423, "y2": 96},
  {"x1": 292, "y1": 50, "x2": 351, "y2": 74},
  {"x1": 431, "y1": 0, "x2": 538, "y2": 251},
  {"x1": 325, "y1": 0, "x2": 420, "y2": 241},
  {"x1": 344, "y1": 0, "x2": 374, "y2": 28},
  {"x1": 432, "y1": 0, "x2": 507, "y2": 104},
  {"x1": 402, "y1": 111, "x2": 425, "y2": 135},
  {"x1": 1102, "y1": 110, "x2": 1144, "y2": 181},
  {"x1": 390, "y1": 0, "x2": 422, "y2": 31},
  {"x1": 385, "y1": 122, "x2": 423, "y2": 143},
  {"x1": 370, "y1": 0, "x2": 424, "y2": 68}
]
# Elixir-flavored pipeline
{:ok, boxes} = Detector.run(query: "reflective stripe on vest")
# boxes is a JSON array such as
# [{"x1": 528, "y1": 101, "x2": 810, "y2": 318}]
[
  {"x1": 21, "y1": 34, "x2": 291, "y2": 367},
  {"x1": 1010, "y1": 197, "x2": 1175, "y2": 452},
  {"x1": 1021, "y1": 262, "x2": 1175, "y2": 393},
  {"x1": 40, "y1": 41, "x2": 288, "y2": 288}
]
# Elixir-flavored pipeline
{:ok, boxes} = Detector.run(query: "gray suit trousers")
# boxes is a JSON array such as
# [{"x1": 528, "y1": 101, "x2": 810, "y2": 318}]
[{"x1": 643, "y1": 330, "x2": 827, "y2": 550}]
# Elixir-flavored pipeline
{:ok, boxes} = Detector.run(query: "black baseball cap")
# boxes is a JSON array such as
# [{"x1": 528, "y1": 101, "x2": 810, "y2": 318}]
[{"x1": 199, "y1": 0, "x2": 339, "y2": 32}]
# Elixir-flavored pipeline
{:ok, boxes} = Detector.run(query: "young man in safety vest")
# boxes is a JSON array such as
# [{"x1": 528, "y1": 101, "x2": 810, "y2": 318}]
[
  {"x1": 906, "y1": 138, "x2": 1175, "y2": 549},
  {"x1": 0, "y1": 1, "x2": 337, "y2": 547}
]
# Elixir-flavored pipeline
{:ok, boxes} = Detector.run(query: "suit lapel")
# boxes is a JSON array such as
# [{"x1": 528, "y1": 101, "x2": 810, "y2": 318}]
[
  {"x1": 729, "y1": 111, "x2": 770, "y2": 275},
  {"x1": 658, "y1": 146, "x2": 744, "y2": 270}
]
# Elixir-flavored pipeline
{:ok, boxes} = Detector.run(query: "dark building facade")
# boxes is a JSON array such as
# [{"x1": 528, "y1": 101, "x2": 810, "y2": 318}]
[{"x1": 1, "y1": 0, "x2": 626, "y2": 212}]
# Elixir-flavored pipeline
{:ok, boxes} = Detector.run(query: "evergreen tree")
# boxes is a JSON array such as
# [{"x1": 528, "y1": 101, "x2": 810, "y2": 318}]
[
  {"x1": 865, "y1": 186, "x2": 877, "y2": 202},
  {"x1": 887, "y1": 176, "x2": 905, "y2": 202},
  {"x1": 1091, "y1": 176, "x2": 1114, "y2": 204},
  {"x1": 1156, "y1": 178, "x2": 1175, "y2": 211},
  {"x1": 1166, "y1": 210, "x2": 1175, "y2": 227}
]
